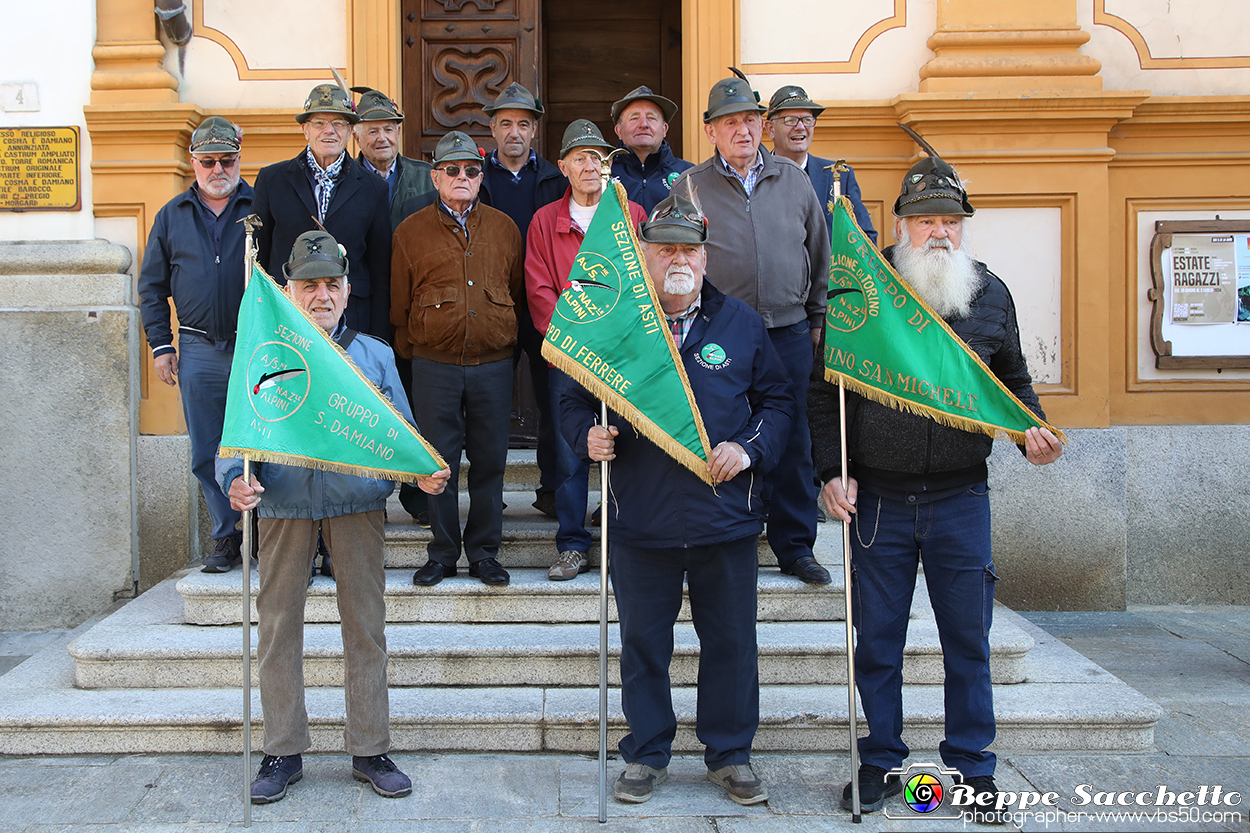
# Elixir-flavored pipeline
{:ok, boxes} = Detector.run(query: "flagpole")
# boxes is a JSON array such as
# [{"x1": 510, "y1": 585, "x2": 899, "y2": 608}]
[
  {"x1": 826, "y1": 163, "x2": 862, "y2": 823},
  {"x1": 239, "y1": 213, "x2": 263, "y2": 828}
]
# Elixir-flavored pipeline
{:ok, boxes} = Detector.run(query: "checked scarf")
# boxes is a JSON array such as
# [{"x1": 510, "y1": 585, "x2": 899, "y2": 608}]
[{"x1": 305, "y1": 147, "x2": 346, "y2": 223}]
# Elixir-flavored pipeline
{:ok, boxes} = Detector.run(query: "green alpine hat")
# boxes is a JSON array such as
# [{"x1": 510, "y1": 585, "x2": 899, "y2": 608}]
[
  {"x1": 483, "y1": 82, "x2": 544, "y2": 116},
  {"x1": 351, "y1": 86, "x2": 403, "y2": 122},
  {"x1": 189, "y1": 116, "x2": 242, "y2": 153},
  {"x1": 610, "y1": 85, "x2": 678, "y2": 123},
  {"x1": 766, "y1": 85, "x2": 825, "y2": 119},
  {"x1": 640, "y1": 194, "x2": 708, "y2": 245},
  {"x1": 559, "y1": 119, "x2": 614, "y2": 158},
  {"x1": 284, "y1": 230, "x2": 349, "y2": 281},
  {"x1": 296, "y1": 83, "x2": 360, "y2": 125},
  {"x1": 433, "y1": 131, "x2": 484, "y2": 165},
  {"x1": 703, "y1": 68, "x2": 766, "y2": 123}
]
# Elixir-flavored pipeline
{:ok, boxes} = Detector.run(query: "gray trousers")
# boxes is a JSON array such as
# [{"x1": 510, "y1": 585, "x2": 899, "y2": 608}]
[{"x1": 256, "y1": 511, "x2": 390, "y2": 756}]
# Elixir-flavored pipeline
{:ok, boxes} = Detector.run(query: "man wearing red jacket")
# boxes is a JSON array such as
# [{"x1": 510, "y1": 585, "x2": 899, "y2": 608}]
[{"x1": 525, "y1": 119, "x2": 647, "y2": 581}]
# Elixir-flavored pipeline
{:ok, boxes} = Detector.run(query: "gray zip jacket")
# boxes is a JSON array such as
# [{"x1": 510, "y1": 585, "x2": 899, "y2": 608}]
[{"x1": 673, "y1": 150, "x2": 830, "y2": 329}]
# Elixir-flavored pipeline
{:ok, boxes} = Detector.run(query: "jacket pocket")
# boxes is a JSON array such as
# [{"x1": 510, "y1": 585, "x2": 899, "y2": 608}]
[
  {"x1": 415, "y1": 287, "x2": 459, "y2": 349},
  {"x1": 483, "y1": 284, "x2": 515, "y2": 307}
]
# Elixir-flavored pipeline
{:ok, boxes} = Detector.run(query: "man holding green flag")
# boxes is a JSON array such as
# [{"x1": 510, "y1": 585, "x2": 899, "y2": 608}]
[
  {"x1": 809, "y1": 140, "x2": 1063, "y2": 820},
  {"x1": 218, "y1": 231, "x2": 449, "y2": 804}
]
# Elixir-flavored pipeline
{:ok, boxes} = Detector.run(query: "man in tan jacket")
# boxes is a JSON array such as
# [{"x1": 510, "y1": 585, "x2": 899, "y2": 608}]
[{"x1": 392, "y1": 130, "x2": 525, "y2": 587}]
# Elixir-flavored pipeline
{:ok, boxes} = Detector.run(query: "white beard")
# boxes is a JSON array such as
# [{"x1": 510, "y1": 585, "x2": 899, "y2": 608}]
[
  {"x1": 663, "y1": 265, "x2": 697, "y2": 297},
  {"x1": 892, "y1": 225, "x2": 982, "y2": 320}
]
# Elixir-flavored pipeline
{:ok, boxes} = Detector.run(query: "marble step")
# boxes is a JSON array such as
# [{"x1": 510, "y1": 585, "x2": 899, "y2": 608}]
[
  {"x1": 70, "y1": 577, "x2": 1033, "y2": 689},
  {"x1": 0, "y1": 611, "x2": 1162, "y2": 755},
  {"x1": 177, "y1": 568, "x2": 851, "y2": 625}
]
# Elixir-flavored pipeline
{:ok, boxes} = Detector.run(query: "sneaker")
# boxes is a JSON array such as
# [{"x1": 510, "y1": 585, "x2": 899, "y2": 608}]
[
  {"x1": 548, "y1": 550, "x2": 589, "y2": 581},
  {"x1": 468, "y1": 557, "x2": 510, "y2": 586},
  {"x1": 840, "y1": 764, "x2": 902, "y2": 813},
  {"x1": 963, "y1": 774, "x2": 1009, "y2": 825},
  {"x1": 352, "y1": 753, "x2": 412, "y2": 798},
  {"x1": 532, "y1": 492, "x2": 558, "y2": 519},
  {"x1": 708, "y1": 763, "x2": 768, "y2": 805},
  {"x1": 251, "y1": 754, "x2": 302, "y2": 804},
  {"x1": 202, "y1": 535, "x2": 242, "y2": 573},
  {"x1": 614, "y1": 762, "x2": 667, "y2": 803}
]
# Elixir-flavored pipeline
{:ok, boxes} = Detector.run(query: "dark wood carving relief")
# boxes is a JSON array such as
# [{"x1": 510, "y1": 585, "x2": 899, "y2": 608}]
[{"x1": 428, "y1": 44, "x2": 511, "y2": 131}]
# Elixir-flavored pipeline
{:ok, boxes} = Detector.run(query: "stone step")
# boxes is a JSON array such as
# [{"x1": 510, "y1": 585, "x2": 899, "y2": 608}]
[
  {"x1": 177, "y1": 568, "x2": 850, "y2": 625},
  {"x1": 0, "y1": 611, "x2": 1162, "y2": 755},
  {"x1": 70, "y1": 577, "x2": 1033, "y2": 689}
]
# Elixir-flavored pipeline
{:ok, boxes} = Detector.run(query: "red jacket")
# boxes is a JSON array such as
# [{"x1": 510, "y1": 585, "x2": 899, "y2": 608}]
[{"x1": 524, "y1": 187, "x2": 648, "y2": 336}]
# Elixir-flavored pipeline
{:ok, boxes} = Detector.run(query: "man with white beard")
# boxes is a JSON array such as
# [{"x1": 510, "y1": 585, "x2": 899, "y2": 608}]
[
  {"x1": 808, "y1": 146, "x2": 1063, "y2": 821},
  {"x1": 562, "y1": 194, "x2": 794, "y2": 807}
]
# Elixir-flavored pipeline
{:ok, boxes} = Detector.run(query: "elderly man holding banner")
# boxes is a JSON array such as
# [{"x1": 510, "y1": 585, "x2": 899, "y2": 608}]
[
  {"x1": 809, "y1": 130, "x2": 1063, "y2": 820},
  {"x1": 555, "y1": 190, "x2": 793, "y2": 807},
  {"x1": 219, "y1": 230, "x2": 449, "y2": 805}
]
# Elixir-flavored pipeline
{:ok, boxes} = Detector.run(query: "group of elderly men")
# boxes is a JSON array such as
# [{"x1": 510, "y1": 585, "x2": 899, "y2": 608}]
[{"x1": 137, "y1": 69, "x2": 1061, "y2": 816}]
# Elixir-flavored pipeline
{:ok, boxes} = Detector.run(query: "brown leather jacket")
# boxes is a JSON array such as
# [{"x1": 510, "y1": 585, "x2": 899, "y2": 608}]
[{"x1": 391, "y1": 200, "x2": 524, "y2": 365}]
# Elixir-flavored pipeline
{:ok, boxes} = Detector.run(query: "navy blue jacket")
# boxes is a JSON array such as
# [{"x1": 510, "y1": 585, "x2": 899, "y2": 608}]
[
  {"x1": 611, "y1": 141, "x2": 694, "y2": 213},
  {"x1": 253, "y1": 152, "x2": 392, "y2": 339},
  {"x1": 804, "y1": 153, "x2": 877, "y2": 246},
  {"x1": 480, "y1": 149, "x2": 568, "y2": 242},
  {"x1": 561, "y1": 281, "x2": 794, "y2": 548},
  {"x1": 139, "y1": 181, "x2": 255, "y2": 353}
]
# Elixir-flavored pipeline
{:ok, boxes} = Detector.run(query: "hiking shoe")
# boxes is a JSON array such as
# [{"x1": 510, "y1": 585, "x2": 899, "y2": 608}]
[
  {"x1": 251, "y1": 754, "x2": 302, "y2": 804},
  {"x1": 614, "y1": 762, "x2": 667, "y2": 803},
  {"x1": 352, "y1": 753, "x2": 412, "y2": 798},
  {"x1": 840, "y1": 764, "x2": 902, "y2": 813},
  {"x1": 962, "y1": 774, "x2": 1009, "y2": 825},
  {"x1": 708, "y1": 763, "x2": 768, "y2": 805},
  {"x1": 468, "y1": 557, "x2": 510, "y2": 586},
  {"x1": 532, "y1": 492, "x2": 558, "y2": 519},
  {"x1": 548, "y1": 550, "x2": 589, "y2": 581},
  {"x1": 202, "y1": 535, "x2": 242, "y2": 573}
]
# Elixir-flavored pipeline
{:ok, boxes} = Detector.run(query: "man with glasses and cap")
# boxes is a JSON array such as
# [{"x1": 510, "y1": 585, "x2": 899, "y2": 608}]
[
  {"x1": 765, "y1": 84, "x2": 877, "y2": 246},
  {"x1": 562, "y1": 193, "x2": 793, "y2": 807},
  {"x1": 672, "y1": 70, "x2": 833, "y2": 586},
  {"x1": 525, "y1": 120, "x2": 648, "y2": 581},
  {"x1": 392, "y1": 131, "x2": 525, "y2": 588},
  {"x1": 609, "y1": 85, "x2": 693, "y2": 212},
  {"x1": 139, "y1": 116, "x2": 252, "y2": 573},
  {"x1": 221, "y1": 230, "x2": 450, "y2": 805},
  {"x1": 253, "y1": 82, "x2": 392, "y2": 339}
]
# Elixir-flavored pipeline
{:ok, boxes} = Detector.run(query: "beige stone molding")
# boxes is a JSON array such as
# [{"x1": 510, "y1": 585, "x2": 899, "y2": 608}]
[
  {"x1": 740, "y1": 0, "x2": 906, "y2": 74},
  {"x1": 91, "y1": 0, "x2": 179, "y2": 104},
  {"x1": 1094, "y1": 0, "x2": 1250, "y2": 70}
]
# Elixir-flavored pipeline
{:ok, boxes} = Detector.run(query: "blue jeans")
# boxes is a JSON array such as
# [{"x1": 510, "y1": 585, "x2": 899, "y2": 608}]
[
  {"x1": 764, "y1": 322, "x2": 818, "y2": 569},
  {"x1": 548, "y1": 369, "x2": 592, "y2": 553},
  {"x1": 411, "y1": 356, "x2": 513, "y2": 566},
  {"x1": 176, "y1": 336, "x2": 241, "y2": 541},
  {"x1": 850, "y1": 482, "x2": 998, "y2": 777},
  {"x1": 610, "y1": 535, "x2": 760, "y2": 769}
]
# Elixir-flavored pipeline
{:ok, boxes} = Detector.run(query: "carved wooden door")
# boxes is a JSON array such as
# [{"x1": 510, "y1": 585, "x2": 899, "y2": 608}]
[{"x1": 401, "y1": 0, "x2": 542, "y2": 160}]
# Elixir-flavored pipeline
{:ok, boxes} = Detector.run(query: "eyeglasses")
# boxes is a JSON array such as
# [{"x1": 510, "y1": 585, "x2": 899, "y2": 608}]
[
  {"x1": 307, "y1": 118, "x2": 350, "y2": 132},
  {"x1": 437, "y1": 165, "x2": 482, "y2": 179},
  {"x1": 777, "y1": 115, "x2": 816, "y2": 128},
  {"x1": 193, "y1": 156, "x2": 239, "y2": 170}
]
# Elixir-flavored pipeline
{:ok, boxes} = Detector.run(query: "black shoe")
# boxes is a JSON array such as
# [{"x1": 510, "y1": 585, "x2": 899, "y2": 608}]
[
  {"x1": 321, "y1": 553, "x2": 333, "y2": 578},
  {"x1": 783, "y1": 555, "x2": 832, "y2": 585},
  {"x1": 202, "y1": 535, "x2": 242, "y2": 573},
  {"x1": 962, "y1": 775, "x2": 1009, "y2": 825},
  {"x1": 468, "y1": 557, "x2": 510, "y2": 586},
  {"x1": 532, "y1": 492, "x2": 558, "y2": 519},
  {"x1": 251, "y1": 754, "x2": 302, "y2": 804},
  {"x1": 414, "y1": 510, "x2": 431, "y2": 529},
  {"x1": 412, "y1": 560, "x2": 456, "y2": 586},
  {"x1": 840, "y1": 764, "x2": 901, "y2": 813},
  {"x1": 352, "y1": 753, "x2": 412, "y2": 798},
  {"x1": 590, "y1": 505, "x2": 602, "y2": 527}
]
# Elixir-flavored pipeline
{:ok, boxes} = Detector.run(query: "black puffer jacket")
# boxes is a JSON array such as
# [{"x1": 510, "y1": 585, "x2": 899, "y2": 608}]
[{"x1": 808, "y1": 247, "x2": 1043, "y2": 494}]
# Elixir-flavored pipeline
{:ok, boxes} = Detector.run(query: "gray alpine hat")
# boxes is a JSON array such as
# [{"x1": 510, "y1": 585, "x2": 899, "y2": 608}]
[
  {"x1": 433, "y1": 131, "x2": 484, "y2": 165},
  {"x1": 640, "y1": 194, "x2": 708, "y2": 245},
  {"x1": 351, "y1": 86, "x2": 403, "y2": 122},
  {"x1": 284, "y1": 230, "x2": 349, "y2": 281},
  {"x1": 766, "y1": 85, "x2": 826, "y2": 119},
  {"x1": 893, "y1": 124, "x2": 975, "y2": 217},
  {"x1": 703, "y1": 68, "x2": 766, "y2": 123},
  {"x1": 483, "y1": 82, "x2": 544, "y2": 116},
  {"x1": 559, "y1": 119, "x2": 614, "y2": 158},
  {"x1": 297, "y1": 83, "x2": 360, "y2": 125},
  {"x1": 189, "y1": 116, "x2": 242, "y2": 153},
  {"x1": 610, "y1": 85, "x2": 678, "y2": 123}
]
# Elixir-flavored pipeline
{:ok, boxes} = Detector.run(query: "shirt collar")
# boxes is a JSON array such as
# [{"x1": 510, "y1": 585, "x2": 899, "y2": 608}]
[
  {"x1": 489, "y1": 147, "x2": 537, "y2": 173},
  {"x1": 665, "y1": 295, "x2": 702, "y2": 323},
  {"x1": 362, "y1": 155, "x2": 397, "y2": 179}
]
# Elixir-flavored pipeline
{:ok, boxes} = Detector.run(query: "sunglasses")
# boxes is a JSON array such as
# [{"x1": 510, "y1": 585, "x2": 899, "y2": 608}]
[
  {"x1": 437, "y1": 164, "x2": 482, "y2": 179},
  {"x1": 193, "y1": 156, "x2": 240, "y2": 170}
]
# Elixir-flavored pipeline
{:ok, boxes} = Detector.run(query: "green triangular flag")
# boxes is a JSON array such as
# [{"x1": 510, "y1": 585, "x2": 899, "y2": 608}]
[
  {"x1": 824, "y1": 196, "x2": 1066, "y2": 445},
  {"x1": 540, "y1": 180, "x2": 714, "y2": 484},
  {"x1": 219, "y1": 264, "x2": 446, "y2": 482}
]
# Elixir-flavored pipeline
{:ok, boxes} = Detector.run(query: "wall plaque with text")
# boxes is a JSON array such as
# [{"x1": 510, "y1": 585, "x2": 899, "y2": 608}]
[{"x1": 0, "y1": 126, "x2": 81, "y2": 211}]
